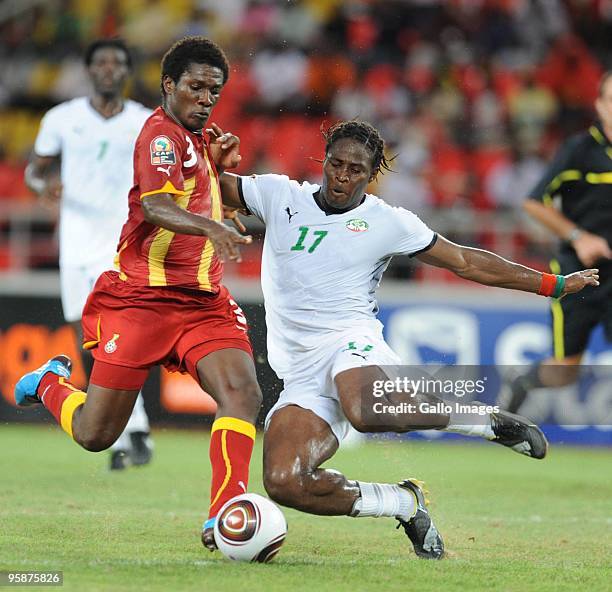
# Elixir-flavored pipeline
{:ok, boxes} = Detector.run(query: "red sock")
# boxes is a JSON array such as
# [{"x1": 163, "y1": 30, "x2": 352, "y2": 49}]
[
  {"x1": 39, "y1": 373, "x2": 87, "y2": 438},
  {"x1": 208, "y1": 417, "x2": 255, "y2": 520}
]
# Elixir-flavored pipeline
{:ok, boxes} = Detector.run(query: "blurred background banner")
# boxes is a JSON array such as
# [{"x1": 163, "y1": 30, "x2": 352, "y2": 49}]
[
  {"x1": 2, "y1": 285, "x2": 611, "y2": 444},
  {"x1": 1, "y1": 1, "x2": 611, "y2": 440}
]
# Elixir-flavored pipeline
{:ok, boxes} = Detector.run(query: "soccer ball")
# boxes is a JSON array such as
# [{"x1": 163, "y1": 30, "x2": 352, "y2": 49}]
[{"x1": 214, "y1": 493, "x2": 287, "y2": 563}]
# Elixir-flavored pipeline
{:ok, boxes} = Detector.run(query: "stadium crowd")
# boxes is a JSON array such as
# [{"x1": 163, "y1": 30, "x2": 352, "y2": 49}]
[{"x1": 0, "y1": 0, "x2": 611, "y2": 274}]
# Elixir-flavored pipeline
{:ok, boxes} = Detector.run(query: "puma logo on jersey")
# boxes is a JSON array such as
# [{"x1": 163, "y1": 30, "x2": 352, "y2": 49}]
[
  {"x1": 285, "y1": 207, "x2": 298, "y2": 222},
  {"x1": 351, "y1": 352, "x2": 368, "y2": 360},
  {"x1": 157, "y1": 165, "x2": 172, "y2": 176}
]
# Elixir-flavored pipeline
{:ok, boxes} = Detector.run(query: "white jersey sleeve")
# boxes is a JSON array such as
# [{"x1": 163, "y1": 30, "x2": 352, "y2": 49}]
[
  {"x1": 34, "y1": 105, "x2": 64, "y2": 156},
  {"x1": 389, "y1": 207, "x2": 436, "y2": 257},
  {"x1": 240, "y1": 173, "x2": 291, "y2": 223}
]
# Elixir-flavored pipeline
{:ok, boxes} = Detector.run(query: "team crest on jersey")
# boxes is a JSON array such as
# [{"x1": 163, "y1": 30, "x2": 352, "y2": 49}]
[
  {"x1": 346, "y1": 219, "x2": 369, "y2": 232},
  {"x1": 104, "y1": 333, "x2": 120, "y2": 354},
  {"x1": 150, "y1": 136, "x2": 176, "y2": 165}
]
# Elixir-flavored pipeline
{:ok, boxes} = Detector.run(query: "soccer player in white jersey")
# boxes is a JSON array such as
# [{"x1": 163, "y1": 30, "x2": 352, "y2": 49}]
[
  {"x1": 25, "y1": 39, "x2": 154, "y2": 470},
  {"x1": 217, "y1": 120, "x2": 598, "y2": 559}
]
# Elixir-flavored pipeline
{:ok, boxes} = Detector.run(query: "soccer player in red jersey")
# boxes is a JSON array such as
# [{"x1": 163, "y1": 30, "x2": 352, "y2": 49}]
[{"x1": 14, "y1": 37, "x2": 260, "y2": 551}]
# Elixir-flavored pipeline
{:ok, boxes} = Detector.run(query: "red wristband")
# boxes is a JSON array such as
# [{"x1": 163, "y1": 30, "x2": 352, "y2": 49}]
[{"x1": 538, "y1": 273, "x2": 557, "y2": 296}]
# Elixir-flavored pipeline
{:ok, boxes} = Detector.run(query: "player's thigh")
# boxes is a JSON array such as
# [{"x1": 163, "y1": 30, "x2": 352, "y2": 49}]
[
  {"x1": 263, "y1": 405, "x2": 339, "y2": 486},
  {"x1": 335, "y1": 365, "x2": 389, "y2": 430},
  {"x1": 331, "y1": 333, "x2": 401, "y2": 430},
  {"x1": 194, "y1": 348, "x2": 262, "y2": 421}
]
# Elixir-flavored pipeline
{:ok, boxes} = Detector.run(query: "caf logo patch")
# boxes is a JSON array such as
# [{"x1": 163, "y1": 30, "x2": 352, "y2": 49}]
[
  {"x1": 346, "y1": 219, "x2": 369, "y2": 232},
  {"x1": 104, "y1": 333, "x2": 120, "y2": 354},
  {"x1": 150, "y1": 135, "x2": 176, "y2": 165}
]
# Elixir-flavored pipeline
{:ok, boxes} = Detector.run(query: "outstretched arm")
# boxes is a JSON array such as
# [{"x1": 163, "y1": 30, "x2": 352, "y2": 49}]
[{"x1": 416, "y1": 234, "x2": 599, "y2": 296}]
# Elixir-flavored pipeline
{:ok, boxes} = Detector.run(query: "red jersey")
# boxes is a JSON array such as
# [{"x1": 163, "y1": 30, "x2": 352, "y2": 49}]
[{"x1": 115, "y1": 107, "x2": 223, "y2": 292}]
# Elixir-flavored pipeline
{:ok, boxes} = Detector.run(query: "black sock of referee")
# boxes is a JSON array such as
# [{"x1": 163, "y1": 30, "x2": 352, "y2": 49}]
[{"x1": 507, "y1": 363, "x2": 545, "y2": 413}]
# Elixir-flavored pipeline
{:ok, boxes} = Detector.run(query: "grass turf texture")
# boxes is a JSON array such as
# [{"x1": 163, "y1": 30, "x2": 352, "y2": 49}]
[{"x1": 1, "y1": 425, "x2": 610, "y2": 592}]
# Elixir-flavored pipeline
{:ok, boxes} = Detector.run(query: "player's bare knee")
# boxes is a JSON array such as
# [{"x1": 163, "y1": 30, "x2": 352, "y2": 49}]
[
  {"x1": 75, "y1": 429, "x2": 117, "y2": 452},
  {"x1": 341, "y1": 401, "x2": 368, "y2": 433},
  {"x1": 216, "y1": 380, "x2": 262, "y2": 419},
  {"x1": 263, "y1": 466, "x2": 302, "y2": 507}
]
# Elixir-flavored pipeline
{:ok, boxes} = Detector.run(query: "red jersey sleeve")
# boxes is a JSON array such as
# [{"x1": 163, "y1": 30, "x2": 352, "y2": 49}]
[{"x1": 135, "y1": 116, "x2": 197, "y2": 199}]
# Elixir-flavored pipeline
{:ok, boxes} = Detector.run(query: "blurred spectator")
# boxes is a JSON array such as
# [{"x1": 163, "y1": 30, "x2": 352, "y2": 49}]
[
  {"x1": 508, "y1": 69, "x2": 558, "y2": 141},
  {"x1": 1, "y1": 0, "x2": 610, "y2": 276},
  {"x1": 0, "y1": 145, "x2": 29, "y2": 201},
  {"x1": 485, "y1": 146, "x2": 547, "y2": 210},
  {"x1": 250, "y1": 42, "x2": 308, "y2": 110}
]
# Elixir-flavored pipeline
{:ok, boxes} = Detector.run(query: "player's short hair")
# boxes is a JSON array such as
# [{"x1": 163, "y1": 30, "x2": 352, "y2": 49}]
[
  {"x1": 160, "y1": 36, "x2": 230, "y2": 95},
  {"x1": 84, "y1": 38, "x2": 132, "y2": 69},
  {"x1": 322, "y1": 121, "x2": 393, "y2": 178},
  {"x1": 598, "y1": 70, "x2": 612, "y2": 96}
]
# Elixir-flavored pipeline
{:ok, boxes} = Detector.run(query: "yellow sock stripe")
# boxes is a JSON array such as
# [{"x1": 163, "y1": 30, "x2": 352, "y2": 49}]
[
  {"x1": 60, "y1": 391, "x2": 87, "y2": 438},
  {"x1": 209, "y1": 430, "x2": 231, "y2": 511},
  {"x1": 211, "y1": 417, "x2": 256, "y2": 441}
]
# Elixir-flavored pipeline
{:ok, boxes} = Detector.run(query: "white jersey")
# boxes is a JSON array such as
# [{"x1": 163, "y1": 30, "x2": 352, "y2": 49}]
[
  {"x1": 34, "y1": 97, "x2": 151, "y2": 268},
  {"x1": 240, "y1": 174, "x2": 436, "y2": 378}
]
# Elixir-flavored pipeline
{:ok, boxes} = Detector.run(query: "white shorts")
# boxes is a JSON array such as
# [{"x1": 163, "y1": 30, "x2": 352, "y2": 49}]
[
  {"x1": 60, "y1": 260, "x2": 114, "y2": 322},
  {"x1": 265, "y1": 326, "x2": 401, "y2": 443}
]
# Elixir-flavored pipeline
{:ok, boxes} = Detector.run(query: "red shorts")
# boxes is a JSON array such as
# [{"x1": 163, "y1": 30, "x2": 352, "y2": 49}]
[{"x1": 81, "y1": 271, "x2": 252, "y2": 390}]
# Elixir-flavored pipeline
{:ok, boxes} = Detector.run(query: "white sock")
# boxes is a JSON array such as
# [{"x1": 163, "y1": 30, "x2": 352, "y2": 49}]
[
  {"x1": 110, "y1": 431, "x2": 131, "y2": 452},
  {"x1": 351, "y1": 482, "x2": 417, "y2": 520},
  {"x1": 110, "y1": 393, "x2": 150, "y2": 452},
  {"x1": 444, "y1": 409, "x2": 494, "y2": 439},
  {"x1": 125, "y1": 393, "x2": 150, "y2": 432}
]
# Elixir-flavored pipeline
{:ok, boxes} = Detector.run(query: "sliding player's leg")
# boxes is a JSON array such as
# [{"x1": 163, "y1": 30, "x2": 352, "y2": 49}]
[
  {"x1": 335, "y1": 363, "x2": 548, "y2": 459},
  {"x1": 263, "y1": 404, "x2": 444, "y2": 559}
]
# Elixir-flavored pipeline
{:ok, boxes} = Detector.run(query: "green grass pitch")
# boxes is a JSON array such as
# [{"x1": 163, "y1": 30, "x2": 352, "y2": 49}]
[{"x1": 1, "y1": 425, "x2": 610, "y2": 592}]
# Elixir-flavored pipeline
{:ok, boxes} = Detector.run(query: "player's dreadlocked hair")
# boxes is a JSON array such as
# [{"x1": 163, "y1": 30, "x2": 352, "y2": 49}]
[
  {"x1": 84, "y1": 38, "x2": 132, "y2": 69},
  {"x1": 322, "y1": 121, "x2": 393, "y2": 178},
  {"x1": 161, "y1": 36, "x2": 230, "y2": 96}
]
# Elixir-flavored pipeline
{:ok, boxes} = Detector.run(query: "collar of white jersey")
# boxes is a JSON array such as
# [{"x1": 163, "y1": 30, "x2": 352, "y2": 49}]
[{"x1": 311, "y1": 187, "x2": 374, "y2": 217}]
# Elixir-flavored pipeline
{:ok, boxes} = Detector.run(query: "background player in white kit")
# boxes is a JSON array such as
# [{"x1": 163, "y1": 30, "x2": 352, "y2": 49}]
[
  {"x1": 217, "y1": 120, "x2": 598, "y2": 559},
  {"x1": 25, "y1": 39, "x2": 153, "y2": 470}
]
